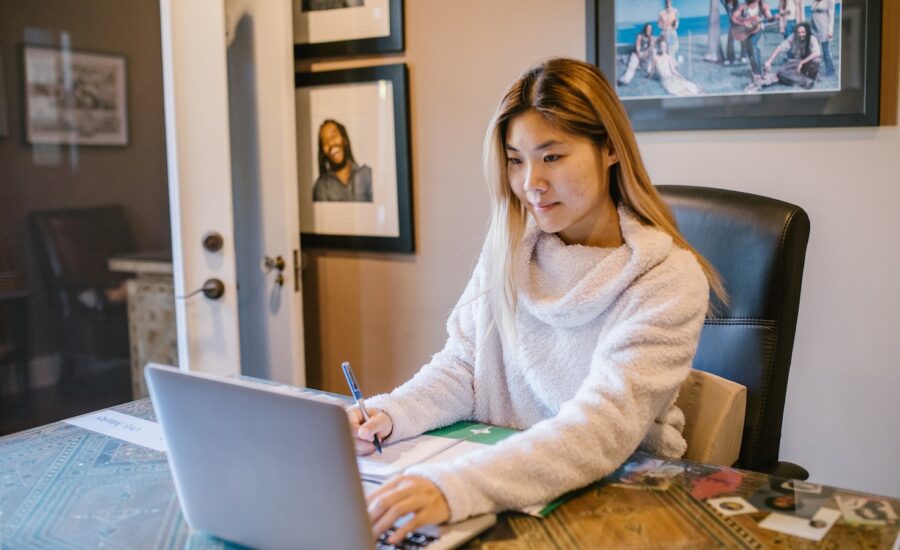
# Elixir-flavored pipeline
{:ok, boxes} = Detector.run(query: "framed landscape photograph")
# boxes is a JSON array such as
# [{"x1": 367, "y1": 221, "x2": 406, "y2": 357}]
[
  {"x1": 22, "y1": 45, "x2": 128, "y2": 145},
  {"x1": 586, "y1": 0, "x2": 881, "y2": 131},
  {"x1": 293, "y1": 0, "x2": 404, "y2": 58},
  {"x1": 295, "y1": 63, "x2": 413, "y2": 253}
]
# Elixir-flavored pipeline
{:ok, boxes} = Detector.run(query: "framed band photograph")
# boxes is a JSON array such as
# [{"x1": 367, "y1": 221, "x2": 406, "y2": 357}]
[
  {"x1": 22, "y1": 45, "x2": 128, "y2": 145},
  {"x1": 586, "y1": 0, "x2": 882, "y2": 131},
  {"x1": 295, "y1": 63, "x2": 413, "y2": 253},
  {"x1": 293, "y1": 0, "x2": 404, "y2": 58}
]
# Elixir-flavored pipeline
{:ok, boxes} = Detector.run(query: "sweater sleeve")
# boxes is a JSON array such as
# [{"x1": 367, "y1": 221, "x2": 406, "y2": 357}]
[
  {"x1": 404, "y1": 251, "x2": 709, "y2": 522},
  {"x1": 365, "y1": 259, "x2": 485, "y2": 443}
]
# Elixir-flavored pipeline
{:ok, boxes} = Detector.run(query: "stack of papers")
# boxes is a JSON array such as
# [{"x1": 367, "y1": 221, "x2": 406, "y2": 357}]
[{"x1": 358, "y1": 434, "x2": 462, "y2": 482}]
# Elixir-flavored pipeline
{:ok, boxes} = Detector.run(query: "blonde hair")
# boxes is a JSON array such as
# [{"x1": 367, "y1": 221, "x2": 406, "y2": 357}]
[{"x1": 482, "y1": 58, "x2": 726, "y2": 350}]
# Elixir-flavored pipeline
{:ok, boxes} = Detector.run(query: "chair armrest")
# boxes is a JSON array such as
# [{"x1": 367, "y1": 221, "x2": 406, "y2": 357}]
[
  {"x1": 677, "y1": 369, "x2": 747, "y2": 467},
  {"x1": 770, "y1": 461, "x2": 809, "y2": 481}
]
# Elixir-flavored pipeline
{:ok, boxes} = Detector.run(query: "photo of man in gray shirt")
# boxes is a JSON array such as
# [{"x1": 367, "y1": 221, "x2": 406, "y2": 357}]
[{"x1": 312, "y1": 119, "x2": 373, "y2": 203}]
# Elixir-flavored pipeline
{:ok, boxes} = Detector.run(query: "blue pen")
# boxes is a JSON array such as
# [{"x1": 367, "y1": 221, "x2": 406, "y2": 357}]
[{"x1": 341, "y1": 361, "x2": 383, "y2": 454}]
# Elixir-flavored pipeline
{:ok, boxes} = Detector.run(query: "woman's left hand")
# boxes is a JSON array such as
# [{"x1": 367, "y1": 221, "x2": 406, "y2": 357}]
[{"x1": 366, "y1": 475, "x2": 451, "y2": 544}]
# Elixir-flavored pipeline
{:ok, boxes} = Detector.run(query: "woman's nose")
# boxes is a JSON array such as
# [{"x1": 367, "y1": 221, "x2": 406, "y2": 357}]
[{"x1": 523, "y1": 164, "x2": 547, "y2": 193}]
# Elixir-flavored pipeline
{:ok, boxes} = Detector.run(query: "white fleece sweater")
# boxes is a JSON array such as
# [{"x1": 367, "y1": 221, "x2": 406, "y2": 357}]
[{"x1": 366, "y1": 206, "x2": 709, "y2": 522}]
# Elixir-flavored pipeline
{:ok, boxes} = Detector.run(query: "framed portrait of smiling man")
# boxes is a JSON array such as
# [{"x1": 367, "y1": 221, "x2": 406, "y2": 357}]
[{"x1": 296, "y1": 64, "x2": 413, "y2": 252}]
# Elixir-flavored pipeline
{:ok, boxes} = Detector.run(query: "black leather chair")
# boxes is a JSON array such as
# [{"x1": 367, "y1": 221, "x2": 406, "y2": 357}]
[
  {"x1": 28, "y1": 206, "x2": 134, "y2": 379},
  {"x1": 658, "y1": 185, "x2": 810, "y2": 480}
]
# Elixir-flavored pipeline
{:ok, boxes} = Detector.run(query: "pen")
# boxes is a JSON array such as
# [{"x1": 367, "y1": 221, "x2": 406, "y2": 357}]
[{"x1": 341, "y1": 361, "x2": 382, "y2": 454}]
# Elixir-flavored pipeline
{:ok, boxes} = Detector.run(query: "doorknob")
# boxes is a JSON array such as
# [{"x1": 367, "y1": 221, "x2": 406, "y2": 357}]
[
  {"x1": 201, "y1": 278, "x2": 226, "y2": 300},
  {"x1": 177, "y1": 278, "x2": 225, "y2": 300}
]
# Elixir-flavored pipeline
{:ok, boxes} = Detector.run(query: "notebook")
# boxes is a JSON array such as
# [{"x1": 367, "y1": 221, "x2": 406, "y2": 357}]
[
  {"x1": 358, "y1": 421, "x2": 567, "y2": 518},
  {"x1": 144, "y1": 363, "x2": 495, "y2": 549}
]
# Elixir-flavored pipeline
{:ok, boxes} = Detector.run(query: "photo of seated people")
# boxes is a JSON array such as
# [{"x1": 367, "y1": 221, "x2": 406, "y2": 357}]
[{"x1": 614, "y1": 0, "x2": 840, "y2": 98}]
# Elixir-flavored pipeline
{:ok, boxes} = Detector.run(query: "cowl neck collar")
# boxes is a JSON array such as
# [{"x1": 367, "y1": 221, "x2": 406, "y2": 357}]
[{"x1": 517, "y1": 205, "x2": 673, "y2": 327}]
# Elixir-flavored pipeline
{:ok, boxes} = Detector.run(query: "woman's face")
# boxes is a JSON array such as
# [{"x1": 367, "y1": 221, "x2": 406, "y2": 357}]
[{"x1": 505, "y1": 110, "x2": 619, "y2": 247}]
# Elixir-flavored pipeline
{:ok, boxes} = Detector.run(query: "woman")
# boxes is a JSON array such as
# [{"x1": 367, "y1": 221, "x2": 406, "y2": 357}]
[
  {"x1": 350, "y1": 58, "x2": 724, "y2": 544},
  {"x1": 764, "y1": 22, "x2": 822, "y2": 89},
  {"x1": 810, "y1": 0, "x2": 836, "y2": 76},
  {"x1": 618, "y1": 23, "x2": 655, "y2": 86},
  {"x1": 652, "y1": 39, "x2": 703, "y2": 96}
]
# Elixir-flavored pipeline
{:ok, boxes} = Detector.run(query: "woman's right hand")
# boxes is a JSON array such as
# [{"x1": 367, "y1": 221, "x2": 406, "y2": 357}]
[{"x1": 346, "y1": 406, "x2": 393, "y2": 455}]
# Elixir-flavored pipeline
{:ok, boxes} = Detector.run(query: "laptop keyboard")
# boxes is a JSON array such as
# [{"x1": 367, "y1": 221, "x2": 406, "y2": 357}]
[{"x1": 376, "y1": 527, "x2": 439, "y2": 549}]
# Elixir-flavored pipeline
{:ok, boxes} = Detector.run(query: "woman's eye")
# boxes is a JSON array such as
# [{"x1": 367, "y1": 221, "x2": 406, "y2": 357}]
[
  {"x1": 508, "y1": 157, "x2": 522, "y2": 165},
  {"x1": 544, "y1": 154, "x2": 560, "y2": 162}
]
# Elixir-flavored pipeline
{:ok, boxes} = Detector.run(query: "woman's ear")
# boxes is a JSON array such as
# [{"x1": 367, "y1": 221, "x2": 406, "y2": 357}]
[{"x1": 604, "y1": 142, "x2": 619, "y2": 168}]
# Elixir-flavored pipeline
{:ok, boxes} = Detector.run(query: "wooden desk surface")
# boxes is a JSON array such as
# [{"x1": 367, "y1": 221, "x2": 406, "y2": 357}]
[
  {"x1": 1, "y1": 399, "x2": 897, "y2": 549},
  {"x1": 470, "y1": 460, "x2": 900, "y2": 549}
]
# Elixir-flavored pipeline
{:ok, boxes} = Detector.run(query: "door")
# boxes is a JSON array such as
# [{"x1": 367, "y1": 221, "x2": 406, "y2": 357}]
[{"x1": 159, "y1": 0, "x2": 305, "y2": 384}]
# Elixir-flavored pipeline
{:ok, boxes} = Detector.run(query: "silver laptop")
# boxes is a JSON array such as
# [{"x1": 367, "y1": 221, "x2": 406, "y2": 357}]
[{"x1": 145, "y1": 363, "x2": 495, "y2": 549}]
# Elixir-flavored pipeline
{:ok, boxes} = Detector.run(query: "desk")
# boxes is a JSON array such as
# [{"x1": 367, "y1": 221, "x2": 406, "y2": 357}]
[{"x1": 1, "y1": 399, "x2": 898, "y2": 549}]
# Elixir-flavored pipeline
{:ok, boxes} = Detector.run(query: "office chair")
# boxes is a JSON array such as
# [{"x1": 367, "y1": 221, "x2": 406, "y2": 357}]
[
  {"x1": 29, "y1": 206, "x2": 134, "y2": 380},
  {"x1": 658, "y1": 185, "x2": 810, "y2": 480}
]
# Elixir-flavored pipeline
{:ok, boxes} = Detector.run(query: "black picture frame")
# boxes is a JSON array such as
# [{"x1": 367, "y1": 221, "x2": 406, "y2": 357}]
[
  {"x1": 586, "y1": 0, "x2": 881, "y2": 131},
  {"x1": 294, "y1": 0, "x2": 404, "y2": 59},
  {"x1": 295, "y1": 64, "x2": 414, "y2": 253}
]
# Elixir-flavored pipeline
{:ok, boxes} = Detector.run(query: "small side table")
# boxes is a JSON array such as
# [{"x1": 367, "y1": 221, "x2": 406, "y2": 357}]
[{"x1": 109, "y1": 251, "x2": 178, "y2": 399}]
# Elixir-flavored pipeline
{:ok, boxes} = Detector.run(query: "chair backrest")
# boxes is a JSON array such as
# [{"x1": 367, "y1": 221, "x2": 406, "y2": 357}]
[
  {"x1": 658, "y1": 185, "x2": 810, "y2": 473},
  {"x1": 29, "y1": 206, "x2": 135, "y2": 290},
  {"x1": 677, "y1": 369, "x2": 747, "y2": 466}
]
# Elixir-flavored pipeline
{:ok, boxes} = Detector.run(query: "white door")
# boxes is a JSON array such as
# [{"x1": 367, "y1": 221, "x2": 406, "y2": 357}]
[{"x1": 159, "y1": 0, "x2": 306, "y2": 385}]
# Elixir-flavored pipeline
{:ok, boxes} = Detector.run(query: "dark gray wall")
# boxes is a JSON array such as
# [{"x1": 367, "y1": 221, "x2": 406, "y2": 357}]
[{"x1": 0, "y1": 0, "x2": 170, "y2": 355}]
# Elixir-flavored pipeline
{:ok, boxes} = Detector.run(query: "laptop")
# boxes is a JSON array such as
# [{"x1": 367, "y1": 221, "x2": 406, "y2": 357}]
[{"x1": 144, "y1": 363, "x2": 495, "y2": 549}]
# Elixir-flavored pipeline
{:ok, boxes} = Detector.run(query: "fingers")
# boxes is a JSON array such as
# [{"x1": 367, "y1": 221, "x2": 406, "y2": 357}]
[
  {"x1": 366, "y1": 476, "x2": 451, "y2": 544},
  {"x1": 357, "y1": 410, "x2": 393, "y2": 441},
  {"x1": 354, "y1": 438, "x2": 376, "y2": 455},
  {"x1": 346, "y1": 405, "x2": 391, "y2": 437},
  {"x1": 387, "y1": 505, "x2": 434, "y2": 545}
]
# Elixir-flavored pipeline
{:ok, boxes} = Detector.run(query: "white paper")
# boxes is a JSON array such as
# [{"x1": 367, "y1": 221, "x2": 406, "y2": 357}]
[
  {"x1": 358, "y1": 434, "x2": 460, "y2": 480},
  {"x1": 64, "y1": 409, "x2": 167, "y2": 452},
  {"x1": 758, "y1": 507, "x2": 841, "y2": 542}
]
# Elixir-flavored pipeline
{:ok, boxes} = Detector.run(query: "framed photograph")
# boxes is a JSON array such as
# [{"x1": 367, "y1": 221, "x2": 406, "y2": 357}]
[
  {"x1": 586, "y1": 0, "x2": 881, "y2": 131},
  {"x1": 295, "y1": 63, "x2": 413, "y2": 253},
  {"x1": 293, "y1": 0, "x2": 404, "y2": 58},
  {"x1": 22, "y1": 45, "x2": 128, "y2": 145}
]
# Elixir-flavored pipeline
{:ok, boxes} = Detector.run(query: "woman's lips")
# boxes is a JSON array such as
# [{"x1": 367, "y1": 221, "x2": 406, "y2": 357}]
[{"x1": 531, "y1": 202, "x2": 558, "y2": 213}]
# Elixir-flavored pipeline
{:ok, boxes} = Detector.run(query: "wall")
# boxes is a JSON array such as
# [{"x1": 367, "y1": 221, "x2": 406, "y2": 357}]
[
  {"x1": 301, "y1": 1, "x2": 900, "y2": 498},
  {"x1": 0, "y1": 0, "x2": 170, "y2": 355}
]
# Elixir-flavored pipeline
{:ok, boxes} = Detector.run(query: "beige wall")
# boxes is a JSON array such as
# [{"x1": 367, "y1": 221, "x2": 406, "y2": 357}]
[{"x1": 301, "y1": 1, "x2": 900, "y2": 499}]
